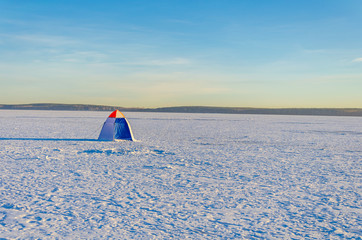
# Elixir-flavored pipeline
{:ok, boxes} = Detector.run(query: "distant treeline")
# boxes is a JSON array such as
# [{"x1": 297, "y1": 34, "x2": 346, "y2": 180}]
[{"x1": 0, "y1": 103, "x2": 361, "y2": 117}]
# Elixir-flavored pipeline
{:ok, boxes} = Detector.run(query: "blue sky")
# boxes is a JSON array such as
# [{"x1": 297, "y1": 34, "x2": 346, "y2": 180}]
[{"x1": 1, "y1": 0, "x2": 361, "y2": 108}]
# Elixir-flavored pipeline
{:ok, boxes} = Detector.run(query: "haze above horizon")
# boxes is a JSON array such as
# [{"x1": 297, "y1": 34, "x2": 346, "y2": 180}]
[{"x1": 1, "y1": 0, "x2": 361, "y2": 108}]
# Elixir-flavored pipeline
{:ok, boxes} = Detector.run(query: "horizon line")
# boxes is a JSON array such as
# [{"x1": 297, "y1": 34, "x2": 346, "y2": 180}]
[{"x1": 1, "y1": 103, "x2": 362, "y2": 110}]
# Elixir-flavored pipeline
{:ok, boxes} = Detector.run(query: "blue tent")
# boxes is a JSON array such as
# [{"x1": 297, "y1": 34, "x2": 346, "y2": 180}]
[{"x1": 98, "y1": 110, "x2": 135, "y2": 141}]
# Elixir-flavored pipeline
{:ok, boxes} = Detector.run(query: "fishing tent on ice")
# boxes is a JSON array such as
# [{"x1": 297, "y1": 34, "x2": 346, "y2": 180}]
[{"x1": 98, "y1": 110, "x2": 135, "y2": 141}]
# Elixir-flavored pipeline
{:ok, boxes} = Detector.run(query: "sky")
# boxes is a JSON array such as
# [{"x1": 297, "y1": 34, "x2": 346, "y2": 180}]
[{"x1": 0, "y1": 0, "x2": 361, "y2": 108}]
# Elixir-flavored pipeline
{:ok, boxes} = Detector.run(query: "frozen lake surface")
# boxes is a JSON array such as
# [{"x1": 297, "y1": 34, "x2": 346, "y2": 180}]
[{"x1": 0, "y1": 110, "x2": 361, "y2": 239}]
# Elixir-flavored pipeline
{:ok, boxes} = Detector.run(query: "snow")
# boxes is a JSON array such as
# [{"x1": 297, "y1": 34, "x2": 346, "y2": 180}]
[{"x1": 0, "y1": 110, "x2": 361, "y2": 239}]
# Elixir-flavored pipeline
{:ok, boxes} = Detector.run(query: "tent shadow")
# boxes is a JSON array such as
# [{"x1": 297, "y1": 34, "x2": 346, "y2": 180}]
[{"x1": 0, "y1": 137, "x2": 98, "y2": 142}]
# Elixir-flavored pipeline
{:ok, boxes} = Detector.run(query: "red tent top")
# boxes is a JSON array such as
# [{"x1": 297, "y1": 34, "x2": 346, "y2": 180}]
[{"x1": 108, "y1": 110, "x2": 125, "y2": 118}]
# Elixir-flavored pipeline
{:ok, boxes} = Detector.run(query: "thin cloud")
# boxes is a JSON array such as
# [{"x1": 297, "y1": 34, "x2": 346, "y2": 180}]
[
  {"x1": 352, "y1": 58, "x2": 362, "y2": 62},
  {"x1": 124, "y1": 58, "x2": 191, "y2": 66},
  {"x1": 148, "y1": 58, "x2": 191, "y2": 66},
  {"x1": 166, "y1": 19, "x2": 195, "y2": 25},
  {"x1": 1, "y1": 33, "x2": 78, "y2": 46}
]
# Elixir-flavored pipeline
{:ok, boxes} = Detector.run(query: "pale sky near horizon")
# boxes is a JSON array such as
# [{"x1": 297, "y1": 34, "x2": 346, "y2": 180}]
[{"x1": 1, "y1": 0, "x2": 361, "y2": 108}]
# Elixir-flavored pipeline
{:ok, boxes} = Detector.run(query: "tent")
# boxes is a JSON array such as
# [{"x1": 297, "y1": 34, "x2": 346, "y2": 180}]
[{"x1": 98, "y1": 110, "x2": 135, "y2": 141}]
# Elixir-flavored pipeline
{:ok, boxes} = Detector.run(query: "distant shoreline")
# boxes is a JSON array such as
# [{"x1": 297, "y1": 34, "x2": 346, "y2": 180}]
[{"x1": 0, "y1": 103, "x2": 361, "y2": 117}]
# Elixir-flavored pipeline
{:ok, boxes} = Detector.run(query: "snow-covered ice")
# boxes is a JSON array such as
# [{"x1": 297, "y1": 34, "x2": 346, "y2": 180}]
[{"x1": 0, "y1": 110, "x2": 361, "y2": 239}]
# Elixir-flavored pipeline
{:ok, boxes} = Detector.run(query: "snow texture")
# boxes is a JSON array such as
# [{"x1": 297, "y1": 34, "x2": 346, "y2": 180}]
[{"x1": 0, "y1": 110, "x2": 361, "y2": 239}]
